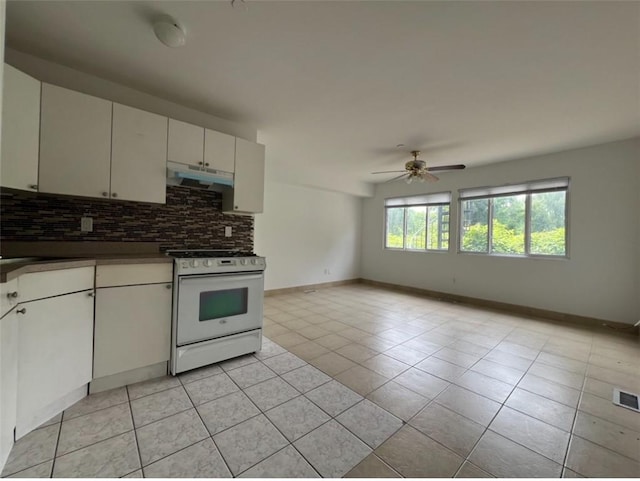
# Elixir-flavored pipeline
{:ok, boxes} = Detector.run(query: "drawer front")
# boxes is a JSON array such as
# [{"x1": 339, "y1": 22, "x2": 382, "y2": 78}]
[
  {"x1": 173, "y1": 329, "x2": 262, "y2": 375},
  {"x1": 96, "y1": 263, "x2": 173, "y2": 288},
  {"x1": 19, "y1": 267, "x2": 95, "y2": 303}
]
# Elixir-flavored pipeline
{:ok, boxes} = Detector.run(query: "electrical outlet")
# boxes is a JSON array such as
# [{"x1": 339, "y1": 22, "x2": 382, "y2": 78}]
[
  {"x1": 224, "y1": 226, "x2": 232, "y2": 237},
  {"x1": 81, "y1": 216, "x2": 93, "y2": 233}
]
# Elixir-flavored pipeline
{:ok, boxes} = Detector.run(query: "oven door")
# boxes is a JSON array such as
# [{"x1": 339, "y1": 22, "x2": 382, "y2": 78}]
[{"x1": 176, "y1": 272, "x2": 264, "y2": 346}]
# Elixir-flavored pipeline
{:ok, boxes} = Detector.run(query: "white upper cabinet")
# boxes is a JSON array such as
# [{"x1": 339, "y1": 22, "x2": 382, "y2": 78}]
[
  {"x1": 1, "y1": 64, "x2": 41, "y2": 192},
  {"x1": 111, "y1": 103, "x2": 168, "y2": 204},
  {"x1": 39, "y1": 83, "x2": 112, "y2": 198},
  {"x1": 167, "y1": 119, "x2": 204, "y2": 168},
  {"x1": 223, "y1": 137, "x2": 265, "y2": 214},
  {"x1": 204, "y1": 129, "x2": 235, "y2": 173}
]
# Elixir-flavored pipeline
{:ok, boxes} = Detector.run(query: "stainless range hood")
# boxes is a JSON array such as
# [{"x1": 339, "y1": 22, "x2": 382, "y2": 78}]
[{"x1": 167, "y1": 161, "x2": 234, "y2": 190}]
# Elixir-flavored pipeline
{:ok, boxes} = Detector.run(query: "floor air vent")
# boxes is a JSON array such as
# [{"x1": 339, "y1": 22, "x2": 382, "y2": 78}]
[{"x1": 613, "y1": 388, "x2": 639, "y2": 412}]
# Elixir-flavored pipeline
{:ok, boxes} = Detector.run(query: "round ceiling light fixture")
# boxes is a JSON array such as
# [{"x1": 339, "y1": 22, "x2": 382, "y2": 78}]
[{"x1": 153, "y1": 16, "x2": 186, "y2": 48}]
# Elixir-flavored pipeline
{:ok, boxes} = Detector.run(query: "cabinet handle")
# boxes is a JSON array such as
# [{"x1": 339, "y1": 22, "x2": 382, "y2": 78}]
[
  {"x1": 111, "y1": 193, "x2": 118, "y2": 198},
  {"x1": 204, "y1": 163, "x2": 210, "y2": 167},
  {"x1": 102, "y1": 192, "x2": 108, "y2": 197},
  {"x1": 166, "y1": 284, "x2": 172, "y2": 289},
  {"x1": 198, "y1": 161, "x2": 203, "y2": 165},
  {"x1": 235, "y1": 205, "x2": 239, "y2": 209},
  {"x1": 16, "y1": 308, "x2": 26, "y2": 315},
  {"x1": 87, "y1": 291, "x2": 95, "y2": 297},
  {"x1": 6, "y1": 291, "x2": 18, "y2": 299},
  {"x1": 28, "y1": 184, "x2": 38, "y2": 190}
]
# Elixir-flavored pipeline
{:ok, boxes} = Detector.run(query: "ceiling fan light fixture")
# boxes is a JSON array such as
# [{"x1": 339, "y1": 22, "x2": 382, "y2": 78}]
[{"x1": 153, "y1": 16, "x2": 186, "y2": 48}]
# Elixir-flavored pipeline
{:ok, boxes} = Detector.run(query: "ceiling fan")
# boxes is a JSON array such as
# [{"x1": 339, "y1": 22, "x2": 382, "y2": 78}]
[{"x1": 372, "y1": 150, "x2": 466, "y2": 183}]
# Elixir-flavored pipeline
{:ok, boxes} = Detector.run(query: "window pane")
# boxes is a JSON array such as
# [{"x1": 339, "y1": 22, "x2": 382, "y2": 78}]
[
  {"x1": 461, "y1": 199, "x2": 489, "y2": 252},
  {"x1": 530, "y1": 191, "x2": 566, "y2": 255},
  {"x1": 492, "y1": 195, "x2": 525, "y2": 255},
  {"x1": 426, "y1": 205, "x2": 449, "y2": 250},
  {"x1": 385, "y1": 208, "x2": 404, "y2": 248},
  {"x1": 406, "y1": 206, "x2": 426, "y2": 249}
]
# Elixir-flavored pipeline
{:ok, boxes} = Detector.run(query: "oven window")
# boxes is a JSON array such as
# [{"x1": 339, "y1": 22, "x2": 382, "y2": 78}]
[{"x1": 199, "y1": 288, "x2": 248, "y2": 322}]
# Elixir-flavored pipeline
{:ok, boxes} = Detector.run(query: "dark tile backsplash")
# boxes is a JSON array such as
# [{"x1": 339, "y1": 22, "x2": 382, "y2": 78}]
[{"x1": 0, "y1": 186, "x2": 254, "y2": 252}]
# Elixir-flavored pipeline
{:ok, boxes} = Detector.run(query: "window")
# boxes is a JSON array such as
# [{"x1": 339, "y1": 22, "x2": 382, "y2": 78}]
[
  {"x1": 459, "y1": 178, "x2": 568, "y2": 257},
  {"x1": 385, "y1": 192, "x2": 451, "y2": 251}
]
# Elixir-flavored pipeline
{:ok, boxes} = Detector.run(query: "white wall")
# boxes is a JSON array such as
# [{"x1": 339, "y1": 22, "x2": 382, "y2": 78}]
[
  {"x1": 361, "y1": 138, "x2": 640, "y2": 324},
  {"x1": 4, "y1": 48, "x2": 256, "y2": 142},
  {"x1": 254, "y1": 179, "x2": 362, "y2": 291}
]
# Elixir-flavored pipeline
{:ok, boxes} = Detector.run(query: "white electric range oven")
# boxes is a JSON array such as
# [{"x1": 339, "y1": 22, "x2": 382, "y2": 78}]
[{"x1": 166, "y1": 250, "x2": 266, "y2": 375}]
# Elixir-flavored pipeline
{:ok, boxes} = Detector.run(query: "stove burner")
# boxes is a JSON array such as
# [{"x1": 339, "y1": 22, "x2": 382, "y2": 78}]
[{"x1": 166, "y1": 250, "x2": 256, "y2": 259}]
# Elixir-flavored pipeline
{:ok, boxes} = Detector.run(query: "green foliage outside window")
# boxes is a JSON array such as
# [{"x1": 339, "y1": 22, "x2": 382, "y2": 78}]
[
  {"x1": 461, "y1": 190, "x2": 566, "y2": 256},
  {"x1": 385, "y1": 205, "x2": 449, "y2": 251}
]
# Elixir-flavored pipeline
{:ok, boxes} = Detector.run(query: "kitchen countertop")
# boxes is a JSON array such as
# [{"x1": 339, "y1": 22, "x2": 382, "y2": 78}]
[{"x1": 0, "y1": 254, "x2": 172, "y2": 283}]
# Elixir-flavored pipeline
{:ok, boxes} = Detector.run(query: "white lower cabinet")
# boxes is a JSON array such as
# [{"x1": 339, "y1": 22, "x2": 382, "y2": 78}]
[
  {"x1": 0, "y1": 278, "x2": 18, "y2": 319},
  {"x1": 94, "y1": 283, "x2": 172, "y2": 378},
  {"x1": 92, "y1": 263, "x2": 172, "y2": 391},
  {"x1": 16, "y1": 289, "x2": 94, "y2": 438},
  {"x1": 0, "y1": 307, "x2": 18, "y2": 470}
]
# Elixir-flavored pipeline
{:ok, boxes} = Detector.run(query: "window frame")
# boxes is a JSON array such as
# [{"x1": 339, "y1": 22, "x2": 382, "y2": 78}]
[
  {"x1": 458, "y1": 179, "x2": 570, "y2": 259},
  {"x1": 384, "y1": 192, "x2": 452, "y2": 253}
]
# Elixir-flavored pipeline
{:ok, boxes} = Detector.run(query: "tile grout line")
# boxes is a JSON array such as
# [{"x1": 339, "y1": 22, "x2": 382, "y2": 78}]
[
  {"x1": 561, "y1": 337, "x2": 592, "y2": 478},
  {"x1": 219, "y1": 351, "x2": 401, "y2": 477},
  {"x1": 46, "y1": 416, "x2": 63, "y2": 478},
  {"x1": 126, "y1": 385, "x2": 145, "y2": 478},
  {"x1": 462, "y1": 343, "x2": 577, "y2": 476},
  {"x1": 177, "y1": 376, "x2": 235, "y2": 477},
  {"x1": 244, "y1": 354, "x2": 346, "y2": 477}
]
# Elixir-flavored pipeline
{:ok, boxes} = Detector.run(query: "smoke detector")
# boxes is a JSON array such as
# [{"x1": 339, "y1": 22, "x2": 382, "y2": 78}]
[{"x1": 153, "y1": 16, "x2": 186, "y2": 48}]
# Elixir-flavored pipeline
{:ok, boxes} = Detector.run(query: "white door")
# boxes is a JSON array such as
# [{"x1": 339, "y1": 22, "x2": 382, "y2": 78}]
[
  {"x1": 94, "y1": 283, "x2": 172, "y2": 378},
  {"x1": 39, "y1": 83, "x2": 112, "y2": 198},
  {"x1": 167, "y1": 119, "x2": 204, "y2": 167},
  {"x1": 232, "y1": 138, "x2": 265, "y2": 213},
  {"x1": 176, "y1": 273, "x2": 264, "y2": 345},
  {"x1": 111, "y1": 103, "x2": 168, "y2": 203},
  {"x1": 16, "y1": 290, "x2": 93, "y2": 437},
  {"x1": 0, "y1": 64, "x2": 40, "y2": 192},
  {"x1": 204, "y1": 129, "x2": 235, "y2": 173}
]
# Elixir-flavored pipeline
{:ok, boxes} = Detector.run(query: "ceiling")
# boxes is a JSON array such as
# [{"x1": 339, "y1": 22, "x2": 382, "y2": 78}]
[{"x1": 5, "y1": 1, "x2": 640, "y2": 196}]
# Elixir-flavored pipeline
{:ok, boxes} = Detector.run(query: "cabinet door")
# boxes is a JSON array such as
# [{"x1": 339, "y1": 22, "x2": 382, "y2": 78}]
[
  {"x1": 39, "y1": 83, "x2": 112, "y2": 198},
  {"x1": 0, "y1": 308, "x2": 18, "y2": 469},
  {"x1": 167, "y1": 119, "x2": 204, "y2": 167},
  {"x1": 94, "y1": 283, "x2": 172, "y2": 378},
  {"x1": 111, "y1": 103, "x2": 168, "y2": 203},
  {"x1": 1, "y1": 64, "x2": 40, "y2": 192},
  {"x1": 17, "y1": 291, "x2": 93, "y2": 437},
  {"x1": 204, "y1": 129, "x2": 235, "y2": 173},
  {"x1": 232, "y1": 138, "x2": 265, "y2": 213},
  {"x1": 0, "y1": 278, "x2": 18, "y2": 319}
]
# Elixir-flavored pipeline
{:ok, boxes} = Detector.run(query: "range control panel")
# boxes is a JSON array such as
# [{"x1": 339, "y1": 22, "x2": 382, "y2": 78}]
[{"x1": 176, "y1": 256, "x2": 266, "y2": 275}]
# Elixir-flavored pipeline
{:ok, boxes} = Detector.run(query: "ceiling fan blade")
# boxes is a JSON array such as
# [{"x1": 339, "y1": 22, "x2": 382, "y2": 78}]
[
  {"x1": 371, "y1": 170, "x2": 406, "y2": 174},
  {"x1": 423, "y1": 172, "x2": 440, "y2": 182},
  {"x1": 426, "y1": 164, "x2": 466, "y2": 172},
  {"x1": 385, "y1": 173, "x2": 408, "y2": 183}
]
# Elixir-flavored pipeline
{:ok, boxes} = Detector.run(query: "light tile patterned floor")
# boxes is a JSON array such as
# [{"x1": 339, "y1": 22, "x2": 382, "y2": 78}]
[{"x1": 2, "y1": 284, "x2": 639, "y2": 478}]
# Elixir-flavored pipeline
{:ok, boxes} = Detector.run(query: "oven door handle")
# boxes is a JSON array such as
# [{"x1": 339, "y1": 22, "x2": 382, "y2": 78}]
[{"x1": 179, "y1": 272, "x2": 264, "y2": 283}]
